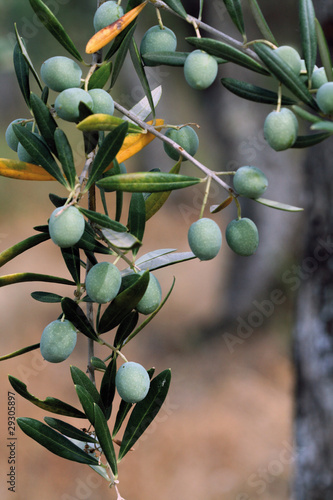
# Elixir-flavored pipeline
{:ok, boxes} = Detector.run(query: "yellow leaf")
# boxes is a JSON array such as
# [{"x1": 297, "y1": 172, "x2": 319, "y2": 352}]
[
  {"x1": 86, "y1": 2, "x2": 147, "y2": 54},
  {"x1": 0, "y1": 158, "x2": 56, "y2": 181}
]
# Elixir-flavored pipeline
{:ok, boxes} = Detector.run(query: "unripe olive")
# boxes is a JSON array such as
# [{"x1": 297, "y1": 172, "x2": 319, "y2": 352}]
[
  {"x1": 17, "y1": 142, "x2": 35, "y2": 163},
  {"x1": 88, "y1": 89, "x2": 114, "y2": 115},
  {"x1": 115, "y1": 362, "x2": 150, "y2": 403},
  {"x1": 184, "y1": 50, "x2": 218, "y2": 90},
  {"x1": 311, "y1": 67, "x2": 328, "y2": 89},
  {"x1": 136, "y1": 273, "x2": 162, "y2": 315},
  {"x1": 263, "y1": 108, "x2": 298, "y2": 151},
  {"x1": 41, "y1": 56, "x2": 82, "y2": 92},
  {"x1": 316, "y1": 82, "x2": 333, "y2": 114},
  {"x1": 54, "y1": 88, "x2": 93, "y2": 122},
  {"x1": 49, "y1": 205, "x2": 85, "y2": 248},
  {"x1": 188, "y1": 218, "x2": 222, "y2": 261},
  {"x1": 163, "y1": 126, "x2": 199, "y2": 161},
  {"x1": 5, "y1": 118, "x2": 25, "y2": 151},
  {"x1": 274, "y1": 45, "x2": 302, "y2": 74},
  {"x1": 233, "y1": 166, "x2": 268, "y2": 199},
  {"x1": 140, "y1": 25, "x2": 177, "y2": 55},
  {"x1": 93, "y1": 1, "x2": 124, "y2": 32},
  {"x1": 85, "y1": 261, "x2": 121, "y2": 304},
  {"x1": 40, "y1": 319, "x2": 77, "y2": 363},
  {"x1": 226, "y1": 217, "x2": 259, "y2": 256}
]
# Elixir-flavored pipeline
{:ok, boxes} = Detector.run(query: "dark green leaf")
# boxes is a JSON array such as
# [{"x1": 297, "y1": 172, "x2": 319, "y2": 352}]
[
  {"x1": 49, "y1": 193, "x2": 68, "y2": 207},
  {"x1": 54, "y1": 129, "x2": 77, "y2": 189},
  {"x1": 14, "y1": 25, "x2": 43, "y2": 91},
  {"x1": 78, "y1": 207, "x2": 127, "y2": 232},
  {"x1": 61, "y1": 246, "x2": 81, "y2": 284},
  {"x1": 248, "y1": 0, "x2": 277, "y2": 45},
  {"x1": 128, "y1": 193, "x2": 145, "y2": 256},
  {"x1": 44, "y1": 417, "x2": 98, "y2": 443},
  {"x1": 114, "y1": 311, "x2": 139, "y2": 348},
  {"x1": 142, "y1": 51, "x2": 190, "y2": 67},
  {"x1": 13, "y1": 43, "x2": 30, "y2": 108},
  {"x1": 186, "y1": 37, "x2": 269, "y2": 75},
  {"x1": 315, "y1": 18, "x2": 333, "y2": 82},
  {"x1": 0, "y1": 232, "x2": 49, "y2": 268},
  {"x1": 111, "y1": 23, "x2": 137, "y2": 88},
  {"x1": 97, "y1": 172, "x2": 201, "y2": 192},
  {"x1": 129, "y1": 38, "x2": 155, "y2": 118},
  {"x1": 292, "y1": 104, "x2": 322, "y2": 123},
  {"x1": 163, "y1": 0, "x2": 188, "y2": 18},
  {"x1": 91, "y1": 357, "x2": 107, "y2": 371},
  {"x1": 84, "y1": 122, "x2": 128, "y2": 192},
  {"x1": 30, "y1": 92, "x2": 58, "y2": 155},
  {"x1": 93, "y1": 404, "x2": 117, "y2": 475},
  {"x1": 112, "y1": 399, "x2": 133, "y2": 437},
  {"x1": 292, "y1": 132, "x2": 331, "y2": 147},
  {"x1": 71, "y1": 366, "x2": 102, "y2": 405},
  {"x1": 0, "y1": 272, "x2": 74, "y2": 288},
  {"x1": 311, "y1": 121, "x2": 333, "y2": 133},
  {"x1": 253, "y1": 42, "x2": 318, "y2": 109},
  {"x1": 77, "y1": 225, "x2": 114, "y2": 255},
  {"x1": 17, "y1": 418, "x2": 99, "y2": 465},
  {"x1": 299, "y1": 0, "x2": 317, "y2": 79},
  {"x1": 8, "y1": 376, "x2": 85, "y2": 418},
  {"x1": 41, "y1": 86, "x2": 49, "y2": 103},
  {"x1": 31, "y1": 291, "x2": 63, "y2": 303},
  {"x1": 221, "y1": 77, "x2": 296, "y2": 105},
  {"x1": 100, "y1": 357, "x2": 117, "y2": 420},
  {"x1": 75, "y1": 385, "x2": 95, "y2": 424},
  {"x1": 0, "y1": 343, "x2": 40, "y2": 362},
  {"x1": 61, "y1": 298, "x2": 99, "y2": 341},
  {"x1": 12, "y1": 124, "x2": 67, "y2": 186},
  {"x1": 88, "y1": 61, "x2": 113, "y2": 90},
  {"x1": 118, "y1": 369, "x2": 171, "y2": 460},
  {"x1": 28, "y1": 0, "x2": 83, "y2": 61},
  {"x1": 222, "y1": 0, "x2": 245, "y2": 37},
  {"x1": 98, "y1": 270, "x2": 149, "y2": 333}
]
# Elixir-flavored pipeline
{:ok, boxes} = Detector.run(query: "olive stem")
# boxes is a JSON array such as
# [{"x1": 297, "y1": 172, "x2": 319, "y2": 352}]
[
  {"x1": 99, "y1": 339, "x2": 128, "y2": 363},
  {"x1": 199, "y1": 176, "x2": 212, "y2": 219}
]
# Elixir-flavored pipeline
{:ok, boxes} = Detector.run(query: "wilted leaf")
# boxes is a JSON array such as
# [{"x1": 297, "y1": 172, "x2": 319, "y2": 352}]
[{"x1": 0, "y1": 158, "x2": 56, "y2": 181}]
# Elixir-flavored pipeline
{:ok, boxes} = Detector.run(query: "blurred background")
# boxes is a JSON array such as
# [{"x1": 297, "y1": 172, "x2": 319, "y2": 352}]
[{"x1": 0, "y1": 1, "x2": 309, "y2": 499}]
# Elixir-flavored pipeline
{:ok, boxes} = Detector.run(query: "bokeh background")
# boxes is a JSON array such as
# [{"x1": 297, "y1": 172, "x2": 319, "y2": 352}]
[{"x1": 0, "y1": 1, "x2": 309, "y2": 499}]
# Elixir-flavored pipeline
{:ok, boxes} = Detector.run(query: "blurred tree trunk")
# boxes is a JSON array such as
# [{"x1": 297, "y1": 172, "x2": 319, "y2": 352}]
[{"x1": 293, "y1": 4, "x2": 333, "y2": 499}]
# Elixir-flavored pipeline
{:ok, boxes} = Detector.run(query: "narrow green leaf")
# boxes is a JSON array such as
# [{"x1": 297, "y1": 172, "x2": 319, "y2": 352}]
[
  {"x1": 71, "y1": 366, "x2": 102, "y2": 405},
  {"x1": 13, "y1": 43, "x2": 30, "y2": 108},
  {"x1": 75, "y1": 385, "x2": 95, "y2": 424},
  {"x1": 112, "y1": 399, "x2": 133, "y2": 438},
  {"x1": 129, "y1": 38, "x2": 155, "y2": 118},
  {"x1": 77, "y1": 114, "x2": 142, "y2": 133},
  {"x1": 128, "y1": 193, "x2": 146, "y2": 257},
  {"x1": 142, "y1": 51, "x2": 190, "y2": 67},
  {"x1": 12, "y1": 124, "x2": 67, "y2": 186},
  {"x1": 118, "y1": 369, "x2": 171, "y2": 461},
  {"x1": 91, "y1": 357, "x2": 107, "y2": 371},
  {"x1": 222, "y1": 0, "x2": 245, "y2": 37},
  {"x1": 97, "y1": 172, "x2": 201, "y2": 193},
  {"x1": 221, "y1": 77, "x2": 296, "y2": 105},
  {"x1": 254, "y1": 197, "x2": 304, "y2": 211},
  {"x1": 0, "y1": 232, "x2": 49, "y2": 268},
  {"x1": 17, "y1": 418, "x2": 99, "y2": 465},
  {"x1": 98, "y1": 270, "x2": 150, "y2": 333},
  {"x1": 30, "y1": 93, "x2": 58, "y2": 155},
  {"x1": 299, "y1": 0, "x2": 317, "y2": 79},
  {"x1": 101, "y1": 228, "x2": 141, "y2": 250},
  {"x1": 114, "y1": 311, "x2": 139, "y2": 348},
  {"x1": 248, "y1": 0, "x2": 277, "y2": 45},
  {"x1": 0, "y1": 343, "x2": 40, "y2": 362},
  {"x1": 8, "y1": 376, "x2": 85, "y2": 418},
  {"x1": 0, "y1": 272, "x2": 74, "y2": 288},
  {"x1": 253, "y1": 42, "x2": 318, "y2": 109},
  {"x1": 61, "y1": 298, "x2": 99, "y2": 341},
  {"x1": 123, "y1": 250, "x2": 196, "y2": 274},
  {"x1": 111, "y1": 23, "x2": 137, "y2": 88},
  {"x1": 145, "y1": 161, "x2": 182, "y2": 221},
  {"x1": 44, "y1": 417, "x2": 98, "y2": 443},
  {"x1": 99, "y1": 357, "x2": 117, "y2": 420},
  {"x1": 31, "y1": 291, "x2": 63, "y2": 303},
  {"x1": 77, "y1": 225, "x2": 114, "y2": 255},
  {"x1": 186, "y1": 37, "x2": 269, "y2": 75},
  {"x1": 61, "y1": 246, "x2": 81, "y2": 284},
  {"x1": 85, "y1": 122, "x2": 128, "y2": 192},
  {"x1": 94, "y1": 404, "x2": 118, "y2": 476},
  {"x1": 292, "y1": 132, "x2": 331, "y2": 147},
  {"x1": 163, "y1": 0, "x2": 188, "y2": 18},
  {"x1": 78, "y1": 208, "x2": 127, "y2": 233},
  {"x1": 54, "y1": 129, "x2": 77, "y2": 189},
  {"x1": 292, "y1": 104, "x2": 322, "y2": 123},
  {"x1": 88, "y1": 61, "x2": 113, "y2": 90},
  {"x1": 311, "y1": 121, "x2": 333, "y2": 133},
  {"x1": 28, "y1": 0, "x2": 83, "y2": 61},
  {"x1": 315, "y1": 19, "x2": 333, "y2": 82},
  {"x1": 14, "y1": 25, "x2": 43, "y2": 91}
]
